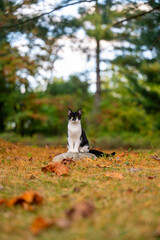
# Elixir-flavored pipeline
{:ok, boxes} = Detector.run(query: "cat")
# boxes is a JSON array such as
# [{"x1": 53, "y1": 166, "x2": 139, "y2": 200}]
[{"x1": 67, "y1": 108, "x2": 115, "y2": 157}]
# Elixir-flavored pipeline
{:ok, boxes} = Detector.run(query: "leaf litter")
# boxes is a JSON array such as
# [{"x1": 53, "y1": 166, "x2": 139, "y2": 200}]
[
  {"x1": 42, "y1": 162, "x2": 69, "y2": 176},
  {"x1": 66, "y1": 201, "x2": 95, "y2": 220},
  {"x1": 0, "y1": 139, "x2": 160, "y2": 239},
  {"x1": 6, "y1": 190, "x2": 43, "y2": 210},
  {"x1": 31, "y1": 216, "x2": 70, "y2": 235},
  {"x1": 105, "y1": 172, "x2": 124, "y2": 180}
]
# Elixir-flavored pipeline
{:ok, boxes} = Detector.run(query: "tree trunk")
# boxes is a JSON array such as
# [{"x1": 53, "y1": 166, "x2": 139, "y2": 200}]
[
  {"x1": 95, "y1": 38, "x2": 101, "y2": 110},
  {"x1": 95, "y1": 0, "x2": 101, "y2": 111}
]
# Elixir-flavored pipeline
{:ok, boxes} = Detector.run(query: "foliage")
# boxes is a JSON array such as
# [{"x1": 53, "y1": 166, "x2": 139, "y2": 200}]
[
  {"x1": 0, "y1": 0, "x2": 160, "y2": 147},
  {"x1": 47, "y1": 75, "x2": 89, "y2": 96}
]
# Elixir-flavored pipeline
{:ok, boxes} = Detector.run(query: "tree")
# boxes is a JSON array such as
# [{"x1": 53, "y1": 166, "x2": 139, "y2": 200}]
[
  {"x1": 111, "y1": 0, "x2": 160, "y2": 113},
  {"x1": 78, "y1": 0, "x2": 131, "y2": 109},
  {"x1": 47, "y1": 75, "x2": 89, "y2": 96}
]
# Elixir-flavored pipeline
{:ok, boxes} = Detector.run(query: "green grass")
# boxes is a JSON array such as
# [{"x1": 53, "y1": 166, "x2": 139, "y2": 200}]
[{"x1": 0, "y1": 132, "x2": 160, "y2": 149}]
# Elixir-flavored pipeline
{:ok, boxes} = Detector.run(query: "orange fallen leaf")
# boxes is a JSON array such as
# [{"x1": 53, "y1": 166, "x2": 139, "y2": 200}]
[
  {"x1": 31, "y1": 216, "x2": 54, "y2": 235},
  {"x1": 0, "y1": 199, "x2": 6, "y2": 205},
  {"x1": 31, "y1": 216, "x2": 70, "y2": 235},
  {"x1": 96, "y1": 164, "x2": 110, "y2": 168},
  {"x1": 42, "y1": 162, "x2": 69, "y2": 176},
  {"x1": 120, "y1": 153, "x2": 126, "y2": 157},
  {"x1": 66, "y1": 201, "x2": 95, "y2": 220},
  {"x1": 22, "y1": 202, "x2": 34, "y2": 211},
  {"x1": 6, "y1": 190, "x2": 43, "y2": 208},
  {"x1": 105, "y1": 172, "x2": 124, "y2": 180},
  {"x1": 147, "y1": 175, "x2": 156, "y2": 180},
  {"x1": 117, "y1": 152, "x2": 128, "y2": 157},
  {"x1": 126, "y1": 188, "x2": 134, "y2": 193}
]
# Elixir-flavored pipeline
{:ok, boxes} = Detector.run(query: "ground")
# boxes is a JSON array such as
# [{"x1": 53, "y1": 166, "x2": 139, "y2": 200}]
[{"x1": 0, "y1": 139, "x2": 160, "y2": 240}]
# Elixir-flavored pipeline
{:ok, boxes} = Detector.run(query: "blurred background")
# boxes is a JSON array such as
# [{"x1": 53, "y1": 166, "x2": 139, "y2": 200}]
[{"x1": 0, "y1": 0, "x2": 160, "y2": 148}]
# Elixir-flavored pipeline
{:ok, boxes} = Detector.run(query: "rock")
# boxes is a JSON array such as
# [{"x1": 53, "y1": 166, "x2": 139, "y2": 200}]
[
  {"x1": 52, "y1": 152, "x2": 97, "y2": 162},
  {"x1": 128, "y1": 167, "x2": 142, "y2": 173}
]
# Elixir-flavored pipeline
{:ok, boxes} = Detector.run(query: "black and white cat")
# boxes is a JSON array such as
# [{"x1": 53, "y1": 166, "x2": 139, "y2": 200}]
[{"x1": 67, "y1": 108, "x2": 115, "y2": 157}]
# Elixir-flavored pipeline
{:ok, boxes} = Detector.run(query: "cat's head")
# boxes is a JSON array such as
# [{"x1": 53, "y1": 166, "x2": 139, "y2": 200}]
[{"x1": 68, "y1": 108, "x2": 82, "y2": 123}]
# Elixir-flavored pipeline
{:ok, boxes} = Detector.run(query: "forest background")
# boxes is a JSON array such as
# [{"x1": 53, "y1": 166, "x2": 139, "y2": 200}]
[{"x1": 0, "y1": 0, "x2": 160, "y2": 149}]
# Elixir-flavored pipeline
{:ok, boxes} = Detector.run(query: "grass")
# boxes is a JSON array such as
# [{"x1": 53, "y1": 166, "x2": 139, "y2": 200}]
[
  {"x1": 0, "y1": 132, "x2": 160, "y2": 149},
  {"x1": 0, "y1": 139, "x2": 160, "y2": 240}
]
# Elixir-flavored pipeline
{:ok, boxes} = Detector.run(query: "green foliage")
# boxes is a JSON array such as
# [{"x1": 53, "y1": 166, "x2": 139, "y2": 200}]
[
  {"x1": 47, "y1": 75, "x2": 89, "y2": 96},
  {"x1": 0, "y1": 0, "x2": 160, "y2": 148}
]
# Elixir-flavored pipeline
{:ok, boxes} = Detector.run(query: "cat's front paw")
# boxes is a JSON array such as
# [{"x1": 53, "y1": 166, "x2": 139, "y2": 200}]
[
  {"x1": 68, "y1": 150, "x2": 78, "y2": 153},
  {"x1": 72, "y1": 149, "x2": 79, "y2": 153},
  {"x1": 67, "y1": 149, "x2": 73, "y2": 153},
  {"x1": 79, "y1": 149, "x2": 85, "y2": 153}
]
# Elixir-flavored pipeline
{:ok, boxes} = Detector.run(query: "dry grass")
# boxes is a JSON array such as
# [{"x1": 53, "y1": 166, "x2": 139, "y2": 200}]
[{"x1": 0, "y1": 139, "x2": 160, "y2": 240}]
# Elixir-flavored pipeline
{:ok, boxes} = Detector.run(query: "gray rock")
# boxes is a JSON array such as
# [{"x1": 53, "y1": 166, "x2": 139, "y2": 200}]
[
  {"x1": 52, "y1": 152, "x2": 97, "y2": 162},
  {"x1": 128, "y1": 167, "x2": 143, "y2": 173}
]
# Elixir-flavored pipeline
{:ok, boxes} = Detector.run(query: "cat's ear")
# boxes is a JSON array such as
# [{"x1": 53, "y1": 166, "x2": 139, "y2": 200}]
[
  {"x1": 68, "y1": 108, "x2": 72, "y2": 116},
  {"x1": 77, "y1": 108, "x2": 82, "y2": 115}
]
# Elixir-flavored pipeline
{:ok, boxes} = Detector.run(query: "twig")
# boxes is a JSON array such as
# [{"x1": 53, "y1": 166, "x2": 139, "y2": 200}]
[
  {"x1": 114, "y1": 5, "x2": 160, "y2": 26},
  {"x1": 150, "y1": 35, "x2": 160, "y2": 49},
  {"x1": 2, "y1": 0, "x2": 96, "y2": 30}
]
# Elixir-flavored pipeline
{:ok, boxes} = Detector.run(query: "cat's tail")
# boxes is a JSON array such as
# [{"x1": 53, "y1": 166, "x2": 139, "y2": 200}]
[{"x1": 89, "y1": 149, "x2": 116, "y2": 158}]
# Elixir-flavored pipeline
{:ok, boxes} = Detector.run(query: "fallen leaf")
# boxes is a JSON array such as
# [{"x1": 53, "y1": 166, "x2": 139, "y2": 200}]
[
  {"x1": 6, "y1": 190, "x2": 43, "y2": 208},
  {"x1": 119, "y1": 152, "x2": 128, "y2": 157},
  {"x1": 73, "y1": 186, "x2": 81, "y2": 193},
  {"x1": 42, "y1": 162, "x2": 69, "y2": 176},
  {"x1": 48, "y1": 156, "x2": 52, "y2": 161},
  {"x1": 105, "y1": 172, "x2": 124, "y2": 180},
  {"x1": 96, "y1": 164, "x2": 110, "y2": 168},
  {"x1": 147, "y1": 175, "x2": 156, "y2": 180},
  {"x1": 0, "y1": 199, "x2": 6, "y2": 205},
  {"x1": 30, "y1": 175, "x2": 36, "y2": 179},
  {"x1": 66, "y1": 201, "x2": 95, "y2": 220},
  {"x1": 61, "y1": 158, "x2": 76, "y2": 165},
  {"x1": 31, "y1": 216, "x2": 70, "y2": 235},
  {"x1": 126, "y1": 188, "x2": 134, "y2": 193},
  {"x1": 61, "y1": 194, "x2": 68, "y2": 198},
  {"x1": 120, "y1": 153, "x2": 126, "y2": 157},
  {"x1": 154, "y1": 224, "x2": 160, "y2": 237},
  {"x1": 151, "y1": 155, "x2": 160, "y2": 161},
  {"x1": 22, "y1": 202, "x2": 34, "y2": 211},
  {"x1": 31, "y1": 216, "x2": 54, "y2": 235}
]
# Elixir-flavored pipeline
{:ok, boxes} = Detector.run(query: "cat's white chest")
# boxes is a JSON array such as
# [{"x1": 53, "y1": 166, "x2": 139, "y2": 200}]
[{"x1": 68, "y1": 122, "x2": 81, "y2": 139}]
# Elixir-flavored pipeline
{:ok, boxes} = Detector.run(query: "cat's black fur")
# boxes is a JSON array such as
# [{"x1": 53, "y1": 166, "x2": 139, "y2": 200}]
[
  {"x1": 67, "y1": 108, "x2": 115, "y2": 157},
  {"x1": 80, "y1": 128, "x2": 89, "y2": 148}
]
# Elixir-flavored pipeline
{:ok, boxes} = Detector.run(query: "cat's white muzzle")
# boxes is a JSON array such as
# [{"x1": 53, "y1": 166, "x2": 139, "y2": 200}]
[{"x1": 71, "y1": 118, "x2": 79, "y2": 123}]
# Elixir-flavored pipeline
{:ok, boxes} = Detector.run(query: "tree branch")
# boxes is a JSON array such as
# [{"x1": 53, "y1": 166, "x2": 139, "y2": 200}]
[
  {"x1": 114, "y1": 5, "x2": 160, "y2": 26},
  {"x1": 2, "y1": 0, "x2": 96, "y2": 30},
  {"x1": 150, "y1": 34, "x2": 160, "y2": 50}
]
